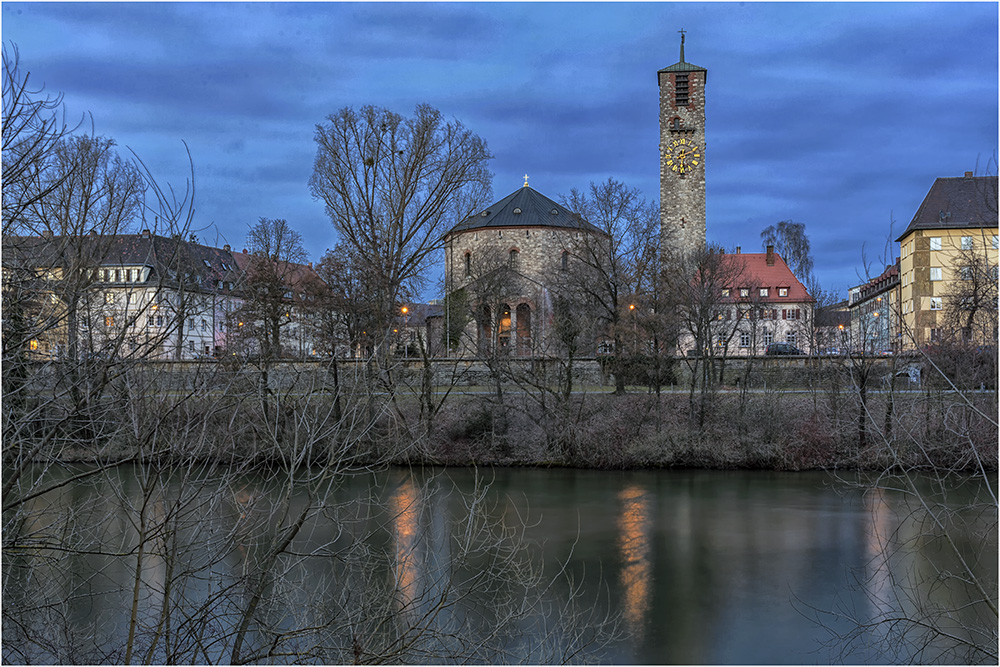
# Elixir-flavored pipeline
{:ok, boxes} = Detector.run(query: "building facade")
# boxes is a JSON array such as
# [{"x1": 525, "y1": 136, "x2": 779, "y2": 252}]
[
  {"x1": 896, "y1": 173, "x2": 998, "y2": 348},
  {"x1": 848, "y1": 261, "x2": 900, "y2": 355},
  {"x1": 4, "y1": 231, "x2": 325, "y2": 361},
  {"x1": 659, "y1": 32, "x2": 708, "y2": 261}
]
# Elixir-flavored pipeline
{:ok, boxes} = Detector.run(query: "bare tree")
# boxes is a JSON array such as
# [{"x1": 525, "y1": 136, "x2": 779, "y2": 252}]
[
  {"x1": 559, "y1": 177, "x2": 659, "y2": 394},
  {"x1": 231, "y1": 217, "x2": 308, "y2": 360},
  {"x1": 760, "y1": 219, "x2": 815, "y2": 287},
  {"x1": 663, "y1": 245, "x2": 747, "y2": 426},
  {"x1": 309, "y1": 104, "x2": 493, "y2": 351}
]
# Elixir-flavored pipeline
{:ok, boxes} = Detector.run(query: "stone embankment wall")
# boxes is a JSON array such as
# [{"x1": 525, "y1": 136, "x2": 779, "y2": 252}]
[{"x1": 21, "y1": 355, "x2": 905, "y2": 394}]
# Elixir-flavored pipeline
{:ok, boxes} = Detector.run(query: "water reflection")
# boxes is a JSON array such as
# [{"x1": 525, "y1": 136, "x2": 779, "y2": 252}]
[
  {"x1": 616, "y1": 484, "x2": 652, "y2": 641},
  {"x1": 3, "y1": 466, "x2": 994, "y2": 665},
  {"x1": 390, "y1": 479, "x2": 421, "y2": 610}
]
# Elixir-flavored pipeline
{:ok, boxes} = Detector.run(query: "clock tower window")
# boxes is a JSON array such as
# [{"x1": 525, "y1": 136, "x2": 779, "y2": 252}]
[{"x1": 675, "y1": 74, "x2": 689, "y2": 106}]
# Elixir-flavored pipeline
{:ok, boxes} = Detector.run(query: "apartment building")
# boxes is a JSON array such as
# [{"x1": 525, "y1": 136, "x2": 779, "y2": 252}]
[{"x1": 896, "y1": 173, "x2": 998, "y2": 348}]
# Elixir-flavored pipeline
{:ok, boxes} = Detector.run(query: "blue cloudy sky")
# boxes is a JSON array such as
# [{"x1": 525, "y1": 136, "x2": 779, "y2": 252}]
[{"x1": 4, "y1": 2, "x2": 997, "y2": 298}]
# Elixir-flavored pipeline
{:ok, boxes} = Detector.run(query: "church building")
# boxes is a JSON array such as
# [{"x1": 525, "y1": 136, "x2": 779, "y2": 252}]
[{"x1": 442, "y1": 181, "x2": 606, "y2": 356}]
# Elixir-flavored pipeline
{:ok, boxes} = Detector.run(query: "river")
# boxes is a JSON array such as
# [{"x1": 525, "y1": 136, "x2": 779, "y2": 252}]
[{"x1": 3, "y1": 464, "x2": 996, "y2": 664}]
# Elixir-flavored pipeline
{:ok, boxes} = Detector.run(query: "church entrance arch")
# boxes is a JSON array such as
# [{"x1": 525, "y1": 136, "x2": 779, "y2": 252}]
[{"x1": 498, "y1": 304, "x2": 512, "y2": 350}]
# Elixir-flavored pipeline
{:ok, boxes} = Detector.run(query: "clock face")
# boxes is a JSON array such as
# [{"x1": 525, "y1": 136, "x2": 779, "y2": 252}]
[{"x1": 666, "y1": 138, "x2": 702, "y2": 175}]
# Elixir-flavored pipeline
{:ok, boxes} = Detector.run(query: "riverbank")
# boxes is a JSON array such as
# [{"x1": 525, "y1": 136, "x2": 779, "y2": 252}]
[
  {"x1": 394, "y1": 390, "x2": 997, "y2": 472},
  {"x1": 45, "y1": 387, "x2": 987, "y2": 473},
  {"x1": 10, "y1": 355, "x2": 996, "y2": 472}
]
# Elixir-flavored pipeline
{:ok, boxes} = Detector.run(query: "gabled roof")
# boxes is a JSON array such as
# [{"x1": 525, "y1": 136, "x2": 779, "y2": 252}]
[
  {"x1": 444, "y1": 186, "x2": 604, "y2": 237},
  {"x1": 895, "y1": 175, "x2": 998, "y2": 241},
  {"x1": 720, "y1": 251, "x2": 814, "y2": 304}
]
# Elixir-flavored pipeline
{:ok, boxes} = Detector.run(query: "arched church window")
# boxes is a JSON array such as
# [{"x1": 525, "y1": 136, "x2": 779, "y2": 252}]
[
  {"x1": 561, "y1": 250, "x2": 569, "y2": 271},
  {"x1": 508, "y1": 249, "x2": 520, "y2": 270},
  {"x1": 464, "y1": 252, "x2": 471, "y2": 277}
]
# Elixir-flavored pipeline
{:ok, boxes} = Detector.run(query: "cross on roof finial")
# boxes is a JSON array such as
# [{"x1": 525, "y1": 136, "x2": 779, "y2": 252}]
[
  {"x1": 678, "y1": 29, "x2": 686, "y2": 62},
  {"x1": 523, "y1": 173, "x2": 530, "y2": 188}
]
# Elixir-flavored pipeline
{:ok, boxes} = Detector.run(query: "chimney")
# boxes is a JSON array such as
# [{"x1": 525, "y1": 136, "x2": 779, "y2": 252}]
[
  {"x1": 223, "y1": 244, "x2": 231, "y2": 251},
  {"x1": 41, "y1": 230, "x2": 53, "y2": 239},
  {"x1": 965, "y1": 171, "x2": 974, "y2": 178},
  {"x1": 735, "y1": 246, "x2": 741, "y2": 254},
  {"x1": 766, "y1": 244, "x2": 775, "y2": 266},
  {"x1": 141, "y1": 229, "x2": 151, "y2": 239},
  {"x1": 308, "y1": 261, "x2": 313, "y2": 269},
  {"x1": 242, "y1": 248, "x2": 248, "y2": 254}
]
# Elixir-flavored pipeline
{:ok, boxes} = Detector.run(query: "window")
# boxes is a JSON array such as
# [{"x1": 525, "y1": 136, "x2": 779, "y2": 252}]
[
  {"x1": 993, "y1": 235, "x2": 998, "y2": 249},
  {"x1": 960, "y1": 266, "x2": 973, "y2": 280},
  {"x1": 739, "y1": 288, "x2": 749, "y2": 298},
  {"x1": 561, "y1": 251, "x2": 569, "y2": 271},
  {"x1": 508, "y1": 249, "x2": 519, "y2": 270},
  {"x1": 721, "y1": 288, "x2": 730, "y2": 297},
  {"x1": 103, "y1": 269, "x2": 110, "y2": 282},
  {"x1": 201, "y1": 319, "x2": 207, "y2": 331},
  {"x1": 762, "y1": 331, "x2": 773, "y2": 346},
  {"x1": 930, "y1": 328, "x2": 941, "y2": 342},
  {"x1": 760, "y1": 287, "x2": 769, "y2": 297},
  {"x1": 464, "y1": 253, "x2": 471, "y2": 277},
  {"x1": 930, "y1": 297, "x2": 942, "y2": 310},
  {"x1": 739, "y1": 332, "x2": 750, "y2": 348},
  {"x1": 105, "y1": 316, "x2": 115, "y2": 327},
  {"x1": 786, "y1": 331, "x2": 797, "y2": 345},
  {"x1": 188, "y1": 340, "x2": 194, "y2": 351},
  {"x1": 115, "y1": 269, "x2": 121, "y2": 282},
  {"x1": 961, "y1": 236, "x2": 974, "y2": 250},
  {"x1": 146, "y1": 315, "x2": 153, "y2": 327},
  {"x1": 929, "y1": 267, "x2": 942, "y2": 281},
  {"x1": 105, "y1": 292, "x2": 115, "y2": 304},
  {"x1": 156, "y1": 315, "x2": 164, "y2": 327},
  {"x1": 778, "y1": 287, "x2": 788, "y2": 297},
  {"x1": 929, "y1": 237, "x2": 942, "y2": 251}
]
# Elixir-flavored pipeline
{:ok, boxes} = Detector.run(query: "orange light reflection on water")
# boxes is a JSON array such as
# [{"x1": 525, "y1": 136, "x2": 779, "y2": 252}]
[{"x1": 617, "y1": 484, "x2": 652, "y2": 641}]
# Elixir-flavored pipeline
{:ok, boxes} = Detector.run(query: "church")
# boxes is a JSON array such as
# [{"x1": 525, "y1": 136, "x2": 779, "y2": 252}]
[
  {"x1": 439, "y1": 34, "x2": 812, "y2": 358},
  {"x1": 441, "y1": 180, "x2": 607, "y2": 356},
  {"x1": 440, "y1": 34, "x2": 709, "y2": 356}
]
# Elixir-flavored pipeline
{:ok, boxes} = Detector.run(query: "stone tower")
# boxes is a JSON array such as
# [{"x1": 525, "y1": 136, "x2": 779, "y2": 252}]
[{"x1": 659, "y1": 31, "x2": 707, "y2": 260}]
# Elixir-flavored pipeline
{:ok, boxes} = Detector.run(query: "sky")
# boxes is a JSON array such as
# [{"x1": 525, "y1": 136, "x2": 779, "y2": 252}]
[{"x1": 4, "y1": 2, "x2": 997, "y2": 299}]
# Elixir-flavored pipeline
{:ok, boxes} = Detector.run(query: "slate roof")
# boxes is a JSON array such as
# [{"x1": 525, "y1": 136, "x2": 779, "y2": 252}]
[
  {"x1": 895, "y1": 175, "x2": 998, "y2": 242},
  {"x1": 657, "y1": 60, "x2": 708, "y2": 77},
  {"x1": 444, "y1": 186, "x2": 605, "y2": 237},
  {"x1": 5, "y1": 232, "x2": 318, "y2": 294}
]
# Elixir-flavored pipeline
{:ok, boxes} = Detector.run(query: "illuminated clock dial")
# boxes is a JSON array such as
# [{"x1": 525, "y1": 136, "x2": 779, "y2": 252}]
[{"x1": 666, "y1": 138, "x2": 702, "y2": 175}]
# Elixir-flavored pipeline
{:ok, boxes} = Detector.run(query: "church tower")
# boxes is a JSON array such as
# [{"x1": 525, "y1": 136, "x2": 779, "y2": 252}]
[{"x1": 659, "y1": 31, "x2": 707, "y2": 260}]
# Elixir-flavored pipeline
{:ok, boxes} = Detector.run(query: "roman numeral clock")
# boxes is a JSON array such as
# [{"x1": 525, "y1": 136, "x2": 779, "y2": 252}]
[
  {"x1": 659, "y1": 31, "x2": 708, "y2": 260},
  {"x1": 665, "y1": 137, "x2": 702, "y2": 175}
]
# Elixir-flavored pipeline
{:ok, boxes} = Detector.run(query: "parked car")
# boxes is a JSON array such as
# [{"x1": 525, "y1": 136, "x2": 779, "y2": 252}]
[{"x1": 765, "y1": 342, "x2": 804, "y2": 356}]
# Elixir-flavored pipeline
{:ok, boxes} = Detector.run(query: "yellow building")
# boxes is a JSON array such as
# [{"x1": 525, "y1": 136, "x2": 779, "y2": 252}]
[{"x1": 896, "y1": 172, "x2": 998, "y2": 348}]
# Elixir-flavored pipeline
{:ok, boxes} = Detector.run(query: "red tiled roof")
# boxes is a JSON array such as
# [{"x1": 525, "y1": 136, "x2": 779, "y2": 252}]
[{"x1": 719, "y1": 251, "x2": 814, "y2": 303}]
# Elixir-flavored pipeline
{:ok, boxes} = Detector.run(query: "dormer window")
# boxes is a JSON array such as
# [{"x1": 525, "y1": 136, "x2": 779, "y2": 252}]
[
  {"x1": 778, "y1": 287, "x2": 788, "y2": 297},
  {"x1": 759, "y1": 288, "x2": 769, "y2": 297}
]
